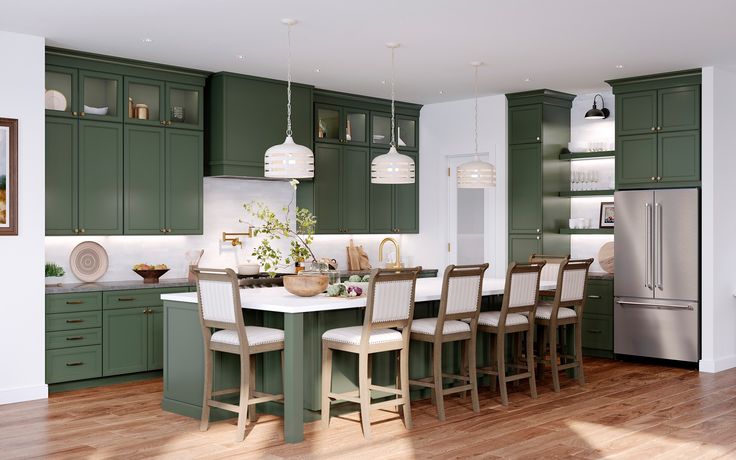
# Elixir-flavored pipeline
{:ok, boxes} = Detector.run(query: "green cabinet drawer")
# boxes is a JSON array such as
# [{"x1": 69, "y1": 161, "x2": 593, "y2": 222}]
[
  {"x1": 581, "y1": 314, "x2": 613, "y2": 351},
  {"x1": 46, "y1": 345, "x2": 102, "y2": 384},
  {"x1": 46, "y1": 311, "x2": 102, "y2": 332},
  {"x1": 46, "y1": 292, "x2": 102, "y2": 314},
  {"x1": 585, "y1": 280, "x2": 613, "y2": 316},
  {"x1": 46, "y1": 327, "x2": 102, "y2": 350},
  {"x1": 103, "y1": 287, "x2": 187, "y2": 309}
]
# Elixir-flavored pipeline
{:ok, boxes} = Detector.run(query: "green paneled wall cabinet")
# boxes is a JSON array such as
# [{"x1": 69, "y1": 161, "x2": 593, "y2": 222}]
[
  {"x1": 45, "y1": 49, "x2": 206, "y2": 236},
  {"x1": 506, "y1": 89, "x2": 574, "y2": 263},
  {"x1": 607, "y1": 69, "x2": 701, "y2": 189}
]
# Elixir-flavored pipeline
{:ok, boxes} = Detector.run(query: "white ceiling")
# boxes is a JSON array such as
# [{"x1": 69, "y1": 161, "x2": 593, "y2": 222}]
[{"x1": 2, "y1": 0, "x2": 735, "y2": 104}]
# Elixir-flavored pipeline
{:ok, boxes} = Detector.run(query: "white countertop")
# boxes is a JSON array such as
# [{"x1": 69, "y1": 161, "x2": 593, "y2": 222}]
[{"x1": 161, "y1": 277, "x2": 556, "y2": 314}]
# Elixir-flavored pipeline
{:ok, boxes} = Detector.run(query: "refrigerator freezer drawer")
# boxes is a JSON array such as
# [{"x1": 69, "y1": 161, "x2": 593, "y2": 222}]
[{"x1": 614, "y1": 297, "x2": 699, "y2": 362}]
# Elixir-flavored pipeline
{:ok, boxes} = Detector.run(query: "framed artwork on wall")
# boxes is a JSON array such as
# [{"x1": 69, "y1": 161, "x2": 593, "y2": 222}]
[
  {"x1": 599, "y1": 201, "x2": 615, "y2": 228},
  {"x1": 0, "y1": 118, "x2": 18, "y2": 236}
]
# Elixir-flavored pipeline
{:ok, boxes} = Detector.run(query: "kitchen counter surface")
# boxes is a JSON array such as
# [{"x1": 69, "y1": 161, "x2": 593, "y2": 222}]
[
  {"x1": 46, "y1": 277, "x2": 194, "y2": 294},
  {"x1": 588, "y1": 271, "x2": 614, "y2": 280}
]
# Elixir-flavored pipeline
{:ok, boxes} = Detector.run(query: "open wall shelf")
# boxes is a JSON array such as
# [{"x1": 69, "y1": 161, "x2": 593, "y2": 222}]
[
  {"x1": 559, "y1": 150, "x2": 615, "y2": 161},
  {"x1": 560, "y1": 228, "x2": 614, "y2": 235},
  {"x1": 559, "y1": 190, "x2": 615, "y2": 197}
]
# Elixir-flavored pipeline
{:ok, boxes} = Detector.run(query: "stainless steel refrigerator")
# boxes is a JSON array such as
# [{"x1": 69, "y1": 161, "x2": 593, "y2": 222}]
[{"x1": 614, "y1": 188, "x2": 699, "y2": 362}]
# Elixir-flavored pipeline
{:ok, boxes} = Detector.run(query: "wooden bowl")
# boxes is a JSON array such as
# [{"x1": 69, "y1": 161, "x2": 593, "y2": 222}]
[
  {"x1": 133, "y1": 269, "x2": 170, "y2": 284},
  {"x1": 283, "y1": 274, "x2": 329, "y2": 297}
]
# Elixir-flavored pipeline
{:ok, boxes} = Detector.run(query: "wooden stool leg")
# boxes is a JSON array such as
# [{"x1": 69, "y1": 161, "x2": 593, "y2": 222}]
[
  {"x1": 236, "y1": 354, "x2": 251, "y2": 441},
  {"x1": 489, "y1": 333, "x2": 497, "y2": 393},
  {"x1": 321, "y1": 343, "x2": 332, "y2": 429},
  {"x1": 399, "y1": 346, "x2": 413, "y2": 429},
  {"x1": 200, "y1": 349, "x2": 212, "y2": 432},
  {"x1": 496, "y1": 333, "x2": 508, "y2": 406},
  {"x1": 433, "y1": 341, "x2": 446, "y2": 421},
  {"x1": 460, "y1": 339, "x2": 468, "y2": 400},
  {"x1": 248, "y1": 357, "x2": 257, "y2": 423},
  {"x1": 468, "y1": 336, "x2": 480, "y2": 413},
  {"x1": 575, "y1": 321, "x2": 585, "y2": 385},
  {"x1": 526, "y1": 328, "x2": 537, "y2": 399},
  {"x1": 550, "y1": 324, "x2": 561, "y2": 393},
  {"x1": 358, "y1": 352, "x2": 371, "y2": 438},
  {"x1": 536, "y1": 325, "x2": 546, "y2": 378}
]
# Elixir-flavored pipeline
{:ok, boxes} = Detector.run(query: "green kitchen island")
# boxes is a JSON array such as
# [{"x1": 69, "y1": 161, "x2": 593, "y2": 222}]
[{"x1": 160, "y1": 277, "x2": 554, "y2": 443}]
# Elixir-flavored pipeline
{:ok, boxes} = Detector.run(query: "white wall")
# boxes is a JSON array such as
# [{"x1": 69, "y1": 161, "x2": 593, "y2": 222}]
[
  {"x1": 700, "y1": 66, "x2": 736, "y2": 373},
  {"x1": 0, "y1": 31, "x2": 46, "y2": 404},
  {"x1": 409, "y1": 95, "x2": 507, "y2": 278}
]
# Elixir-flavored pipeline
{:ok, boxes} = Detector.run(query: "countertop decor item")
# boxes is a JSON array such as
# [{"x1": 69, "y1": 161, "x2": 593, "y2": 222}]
[
  {"x1": 45, "y1": 262, "x2": 65, "y2": 286},
  {"x1": 457, "y1": 61, "x2": 497, "y2": 188},
  {"x1": 0, "y1": 118, "x2": 18, "y2": 235},
  {"x1": 69, "y1": 241, "x2": 109, "y2": 282},
  {"x1": 133, "y1": 268, "x2": 170, "y2": 284},
  {"x1": 263, "y1": 19, "x2": 314, "y2": 179},
  {"x1": 584, "y1": 94, "x2": 610, "y2": 120},
  {"x1": 45, "y1": 89, "x2": 67, "y2": 111},
  {"x1": 283, "y1": 274, "x2": 328, "y2": 297},
  {"x1": 598, "y1": 241, "x2": 614, "y2": 274},
  {"x1": 83, "y1": 104, "x2": 109, "y2": 115},
  {"x1": 371, "y1": 43, "x2": 415, "y2": 184},
  {"x1": 237, "y1": 261, "x2": 260, "y2": 276},
  {"x1": 243, "y1": 186, "x2": 318, "y2": 277}
]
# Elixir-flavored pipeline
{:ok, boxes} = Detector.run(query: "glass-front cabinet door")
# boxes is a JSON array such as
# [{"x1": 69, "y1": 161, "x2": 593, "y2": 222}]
[
  {"x1": 124, "y1": 77, "x2": 165, "y2": 126},
  {"x1": 371, "y1": 112, "x2": 392, "y2": 148},
  {"x1": 79, "y1": 70, "x2": 123, "y2": 122},
  {"x1": 165, "y1": 83, "x2": 203, "y2": 130},
  {"x1": 315, "y1": 105, "x2": 369, "y2": 145},
  {"x1": 316, "y1": 104, "x2": 341, "y2": 143},
  {"x1": 396, "y1": 115, "x2": 418, "y2": 151},
  {"x1": 45, "y1": 65, "x2": 78, "y2": 118},
  {"x1": 344, "y1": 108, "x2": 368, "y2": 145}
]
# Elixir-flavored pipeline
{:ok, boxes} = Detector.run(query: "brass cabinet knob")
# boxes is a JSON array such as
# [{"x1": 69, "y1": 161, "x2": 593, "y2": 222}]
[
  {"x1": 160, "y1": 121, "x2": 166, "y2": 126},
  {"x1": 73, "y1": 228, "x2": 79, "y2": 234},
  {"x1": 536, "y1": 137, "x2": 540, "y2": 141},
  {"x1": 657, "y1": 126, "x2": 661, "y2": 131},
  {"x1": 80, "y1": 112, "x2": 86, "y2": 117},
  {"x1": 536, "y1": 236, "x2": 541, "y2": 240},
  {"x1": 656, "y1": 176, "x2": 662, "y2": 181},
  {"x1": 80, "y1": 228, "x2": 86, "y2": 233},
  {"x1": 72, "y1": 111, "x2": 78, "y2": 116},
  {"x1": 651, "y1": 177, "x2": 656, "y2": 181},
  {"x1": 166, "y1": 120, "x2": 172, "y2": 126},
  {"x1": 167, "y1": 228, "x2": 172, "y2": 233},
  {"x1": 160, "y1": 228, "x2": 165, "y2": 233},
  {"x1": 651, "y1": 127, "x2": 656, "y2": 131},
  {"x1": 536, "y1": 228, "x2": 541, "y2": 233}
]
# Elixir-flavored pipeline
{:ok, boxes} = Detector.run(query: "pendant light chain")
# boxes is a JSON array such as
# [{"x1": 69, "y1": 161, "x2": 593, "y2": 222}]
[
  {"x1": 390, "y1": 46, "x2": 396, "y2": 148},
  {"x1": 286, "y1": 23, "x2": 293, "y2": 137},
  {"x1": 474, "y1": 64, "x2": 479, "y2": 156}
]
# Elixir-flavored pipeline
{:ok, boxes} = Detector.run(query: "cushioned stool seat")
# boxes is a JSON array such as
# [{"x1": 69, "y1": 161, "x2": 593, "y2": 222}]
[
  {"x1": 410, "y1": 317, "x2": 471, "y2": 335},
  {"x1": 211, "y1": 327, "x2": 285, "y2": 347},
  {"x1": 322, "y1": 326, "x2": 402, "y2": 346},
  {"x1": 477, "y1": 311, "x2": 529, "y2": 327}
]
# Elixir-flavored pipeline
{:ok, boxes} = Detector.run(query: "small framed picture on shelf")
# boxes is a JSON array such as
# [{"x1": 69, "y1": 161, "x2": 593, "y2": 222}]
[{"x1": 599, "y1": 202, "x2": 615, "y2": 228}]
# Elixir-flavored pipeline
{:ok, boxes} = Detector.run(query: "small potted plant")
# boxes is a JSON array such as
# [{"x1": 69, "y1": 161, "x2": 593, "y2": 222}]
[{"x1": 45, "y1": 262, "x2": 65, "y2": 286}]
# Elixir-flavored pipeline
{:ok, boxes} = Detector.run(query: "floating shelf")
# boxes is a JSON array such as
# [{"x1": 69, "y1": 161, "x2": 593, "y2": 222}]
[
  {"x1": 559, "y1": 190, "x2": 615, "y2": 197},
  {"x1": 560, "y1": 228, "x2": 614, "y2": 235},
  {"x1": 559, "y1": 150, "x2": 615, "y2": 161}
]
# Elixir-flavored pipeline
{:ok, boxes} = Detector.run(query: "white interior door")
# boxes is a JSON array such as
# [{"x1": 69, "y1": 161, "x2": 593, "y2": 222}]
[{"x1": 447, "y1": 154, "x2": 496, "y2": 268}]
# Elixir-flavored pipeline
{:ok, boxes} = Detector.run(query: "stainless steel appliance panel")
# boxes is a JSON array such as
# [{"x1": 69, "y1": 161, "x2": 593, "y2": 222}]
[
  {"x1": 614, "y1": 297, "x2": 699, "y2": 362},
  {"x1": 654, "y1": 189, "x2": 699, "y2": 301},
  {"x1": 614, "y1": 190, "x2": 655, "y2": 299}
]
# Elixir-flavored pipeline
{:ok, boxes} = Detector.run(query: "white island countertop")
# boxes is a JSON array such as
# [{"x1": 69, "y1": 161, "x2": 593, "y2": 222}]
[{"x1": 161, "y1": 277, "x2": 556, "y2": 314}]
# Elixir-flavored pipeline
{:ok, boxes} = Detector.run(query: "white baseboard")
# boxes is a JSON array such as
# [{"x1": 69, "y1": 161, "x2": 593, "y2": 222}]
[
  {"x1": 0, "y1": 384, "x2": 48, "y2": 405},
  {"x1": 699, "y1": 355, "x2": 736, "y2": 373}
]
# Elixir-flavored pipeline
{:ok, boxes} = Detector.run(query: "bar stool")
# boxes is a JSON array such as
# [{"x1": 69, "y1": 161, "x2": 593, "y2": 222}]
[
  {"x1": 192, "y1": 268, "x2": 285, "y2": 442},
  {"x1": 529, "y1": 254, "x2": 570, "y2": 297},
  {"x1": 321, "y1": 267, "x2": 421, "y2": 439},
  {"x1": 476, "y1": 262, "x2": 544, "y2": 405},
  {"x1": 534, "y1": 258, "x2": 593, "y2": 392},
  {"x1": 408, "y1": 263, "x2": 489, "y2": 421}
]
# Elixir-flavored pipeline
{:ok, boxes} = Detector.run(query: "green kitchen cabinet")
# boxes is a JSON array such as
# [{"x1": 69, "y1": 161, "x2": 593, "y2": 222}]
[
  {"x1": 506, "y1": 89, "x2": 573, "y2": 265},
  {"x1": 79, "y1": 70, "x2": 123, "y2": 122},
  {"x1": 615, "y1": 90, "x2": 657, "y2": 136},
  {"x1": 206, "y1": 72, "x2": 313, "y2": 176},
  {"x1": 369, "y1": 150, "x2": 419, "y2": 234},
  {"x1": 616, "y1": 134, "x2": 658, "y2": 187},
  {"x1": 582, "y1": 279, "x2": 614, "y2": 358},
  {"x1": 315, "y1": 104, "x2": 369, "y2": 146},
  {"x1": 657, "y1": 131, "x2": 700, "y2": 184},
  {"x1": 370, "y1": 112, "x2": 419, "y2": 152},
  {"x1": 148, "y1": 306, "x2": 164, "y2": 370},
  {"x1": 124, "y1": 76, "x2": 166, "y2": 127},
  {"x1": 166, "y1": 82, "x2": 203, "y2": 130},
  {"x1": 103, "y1": 307, "x2": 149, "y2": 376},
  {"x1": 45, "y1": 117, "x2": 78, "y2": 235},
  {"x1": 658, "y1": 86, "x2": 700, "y2": 132},
  {"x1": 45, "y1": 65, "x2": 78, "y2": 119},
  {"x1": 165, "y1": 129, "x2": 203, "y2": 234},
  {"x1": 314, "y1": 144, "x2": 370, "y2": 234}
]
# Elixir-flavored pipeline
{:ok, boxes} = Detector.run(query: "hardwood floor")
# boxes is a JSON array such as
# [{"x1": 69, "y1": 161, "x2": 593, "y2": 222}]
[{"x1": 2, "y1": 358, "x2": 736, "y2": 459}]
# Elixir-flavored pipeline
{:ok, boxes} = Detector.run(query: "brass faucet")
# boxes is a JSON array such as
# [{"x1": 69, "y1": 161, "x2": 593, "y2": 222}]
[
  {"x1": 222, "y1": 227, "x2": 254, "y2": 247},
  {"x1": 379, "y1": 237, "x2": 402, "y2": 269}
]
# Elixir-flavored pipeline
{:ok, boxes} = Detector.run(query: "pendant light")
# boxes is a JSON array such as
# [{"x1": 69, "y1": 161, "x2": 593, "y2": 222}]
[
  {"x1": 457, "y1": 62, "x2": 496, "y2": 188},
  {"x1": 584, "y1": 94, "x2": 610, "y2": 119},
  {"x1": 264, "y1": 19, "x2": 314, "y2": 179},
  {"x1": 371, "y1": 43, "x2": 415, "y2": 184}
]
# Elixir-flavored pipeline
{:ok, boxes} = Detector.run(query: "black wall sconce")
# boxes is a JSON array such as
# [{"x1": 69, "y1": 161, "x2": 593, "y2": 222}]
[{"x1": 585, "y1": 94, "x2": 610, "y2": 119}]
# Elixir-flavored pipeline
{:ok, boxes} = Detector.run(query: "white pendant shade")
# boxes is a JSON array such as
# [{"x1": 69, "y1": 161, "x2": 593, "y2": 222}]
[
  {"x1": 264, "y1": 136, "x2": 314, "y2": 179},
  {"x1": 371, "y1": 146, "x2": 415, "y2": 184},
  {"x1": 457, "y1": 157, "x2": 496, "y2": 188}
]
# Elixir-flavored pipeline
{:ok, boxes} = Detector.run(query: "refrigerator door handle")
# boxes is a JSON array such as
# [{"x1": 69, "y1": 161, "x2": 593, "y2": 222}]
[
  {"x1": 656, "y1": 202, "x2": 663, "y2": 290},
  {"x1": 644, "y1": 203, "x2": 652, "y2": 290},
  {"x1": 616, "y1": 300, "x2": 694, "y2": 311}
]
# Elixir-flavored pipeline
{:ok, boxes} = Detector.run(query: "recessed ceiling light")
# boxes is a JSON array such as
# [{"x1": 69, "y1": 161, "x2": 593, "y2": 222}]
[
  {"x1": 236, "y1": 54, "x2": 245, "y2": 60},
  {"x1": 314, "y1": 67, "x2": 321, "y2": 73},
  {"x1": 616, "y1": 64, "x2": 624, "y2": 69},
  {"x1": 524, "y1": 77, "x2": 531, "y2": 82},
  {"x1": 141, "y1": 38, "x2": 153, "y2": 43},
  {"x1": 439, "y1": 90, "x2": 445, "y2": 95}
]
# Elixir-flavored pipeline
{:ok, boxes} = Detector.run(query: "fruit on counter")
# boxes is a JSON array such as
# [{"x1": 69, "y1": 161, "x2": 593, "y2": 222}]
[
  {"x1": 348, "y1": 275, "x2": 363, "y2": 282},
  {"x1": 326, "y1": 284, "x2": 347, "y2": 297},
  {"x1": 133, "y1": 263, "x2": 169, "y2": 270},
  {"x1": 361, "y1": 274, "x2": 370, "y2": 282},
  {"x1": 347, "y1": 285, "x2": 363, "y2": 297}
]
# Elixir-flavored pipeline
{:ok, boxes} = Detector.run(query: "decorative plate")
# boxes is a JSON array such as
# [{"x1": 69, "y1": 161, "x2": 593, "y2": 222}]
[
  {"x1": 45, "y1": 89, "x2": 67, "y2": 111},
  {"x1": 70, "y1": 241, "x2": 109, "y2": 282},
  {"x1": 598, "y1": 241, "x2": 614, "y2": 274}
]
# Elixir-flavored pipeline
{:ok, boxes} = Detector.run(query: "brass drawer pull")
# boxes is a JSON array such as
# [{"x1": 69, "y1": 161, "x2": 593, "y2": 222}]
[
  {"x1": 66, "y1": 336, "x2": 84, "y2": 341},
  {"x1": 587, "y1": 329, "x2": 603, "y2": 334},
  {"x1": 66, "y1": 361, "x2": 84, "y2": 366},
  {"x1": 65, "y1": 319, "x2": 84, "y2": 324},
  {"x1": 117, "y1": 297, "x2": 136, "y2": 301},
  {"x1": 65, "y1": 300, "x2": 84, "y2": 305},
  {"x1": 587, "y1": 295, "x2": 602, "y2": 299}
]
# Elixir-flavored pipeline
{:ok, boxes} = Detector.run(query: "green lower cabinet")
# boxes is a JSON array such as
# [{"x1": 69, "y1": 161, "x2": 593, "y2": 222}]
[
  {"x1": 46, "y1": 345, "x2": 102, "y2": 384},
  {"x1": 45, "y1": 118, "x2": 78, "y2": 235},
  {"x1": 581, "y1": 279, "x2": 613, "y2": 358},
  {"x1": 616, "y1": 134, "x2": 658, "y2": 188},
  {"x1": 581, "y1": 314, "x2": 613, "y2": 354},
  {"x1": 166, "y1": 129, "x2": 203, "y2": 234},
  {"x1": 124, "y1": 125, "x2": 166, "y2": 234},
  {"x1": 508, "y1": 234, "x2": 541, "y2": 264},
  {"x1": 148, "y1": 306, "x2": 164, "y2": 370},
  {"x1": 103, "y1": 307, "x2": 149, "y2": 376}
]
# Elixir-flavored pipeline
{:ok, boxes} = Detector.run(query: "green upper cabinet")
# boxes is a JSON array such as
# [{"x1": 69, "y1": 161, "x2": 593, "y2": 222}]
[
  {"x1": 206, "y1": 72, "x2": 313, "y2": 177},
  {"x1": 508, "y1": 144, "x2": 542, "y2": 233},
  {"x1": 166, "y1": 129, "x2": 203, "y2": 234},
  {"x1": 616, "y1": 90, "x2": 657, "y2": 135},
  {"x1": 166, "y1": 82, "x2": 203, "y2": 130},
  {"x1": 124, "y1": 76, "x2": 166, "y2": 127},
  {"x1": 369, "y1": 112, "x2": 419, "y2": 152},
  {"x1": 371, "y1": 112, "x2": 392, "y2": 149},
  {"x1": 608, "y1": 70, "x2": 702, "y2": 189},
  {"x1": 509, "y1": 105, "x2": 542, "y2": 144},
  {"x1": 315, "y1": 104, "x2": 369, "y2": 146},
  {"x1": 369, "y1": 150, "x2": 419, "y2": 234},
  {"x1": 124, "y1": 125, "x2": 166, "y2": 234},
  {"x1": 78, "y1": 121, "x2": 124, "y2": 235},
  {"x1": 79, "y1": 70, "x2": 123, "y2": 122},
  {"x1": 45, "y1": 117, "x2": 78, "y2": 235},
  {"x1": 45, "y1": 65, "x2": 78, "y2": 118},
  {"x1": 369, "y1": 155, "x2": 394, "y2": 234},
  {"x1": 396, "y1": 115, "x2": 418, "y2": 151},
  {"x1": 314, "y1": 144, "x2": 342, "y2": 233}
]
